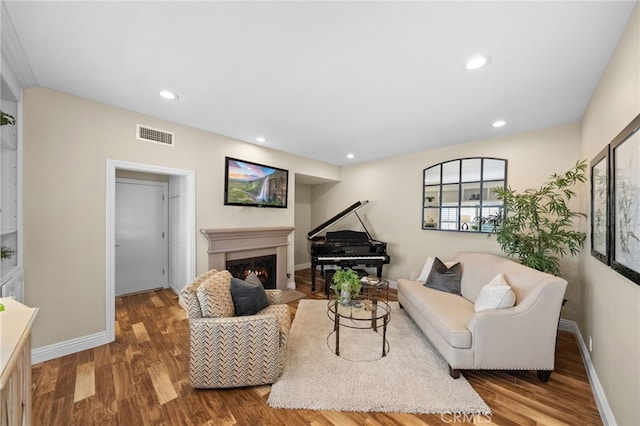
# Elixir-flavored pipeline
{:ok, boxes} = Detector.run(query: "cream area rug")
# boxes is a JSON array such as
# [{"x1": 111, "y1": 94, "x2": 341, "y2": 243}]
[
  {"x1": 280, "y1": 289, "x2": 305, "y2": 304},
  {"x1": 267, "y1": 299, "x2": 491, "y2": 415}
]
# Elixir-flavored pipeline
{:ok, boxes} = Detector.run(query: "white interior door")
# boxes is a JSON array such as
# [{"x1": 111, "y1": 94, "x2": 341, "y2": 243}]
[{"x1": 115, "y1": 179, "x2": 168, "y2": 296}]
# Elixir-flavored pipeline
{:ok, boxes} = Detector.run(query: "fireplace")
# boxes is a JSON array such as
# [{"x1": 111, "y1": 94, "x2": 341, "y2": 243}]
[
  {"x1": 226, "y1": 254, "x2": 277, "y2": 289},
  {"x1": 200, "y1": 227, "x2": 294, "y2": 291}
]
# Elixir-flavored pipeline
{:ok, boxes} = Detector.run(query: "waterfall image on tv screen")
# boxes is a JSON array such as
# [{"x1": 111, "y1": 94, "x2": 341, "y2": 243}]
[{"x1": 224, "y1": 157, "x2": 288, "y2": 208}]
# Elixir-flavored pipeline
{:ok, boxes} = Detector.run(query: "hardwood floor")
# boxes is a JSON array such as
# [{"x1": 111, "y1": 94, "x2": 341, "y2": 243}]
[{"x1": 32, "y1": 269, "x2": 603, "y2": 425}]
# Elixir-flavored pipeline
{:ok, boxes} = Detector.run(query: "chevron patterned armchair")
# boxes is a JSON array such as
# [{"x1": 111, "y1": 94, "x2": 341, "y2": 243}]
[{"x1": 179, "y1": 269, "x2": 291, "y2": 388}]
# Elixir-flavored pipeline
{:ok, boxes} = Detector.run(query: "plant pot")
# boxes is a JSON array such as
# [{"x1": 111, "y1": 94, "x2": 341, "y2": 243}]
[{"x1": 339, "y1": 289, "x2": 352, "y2": 306}]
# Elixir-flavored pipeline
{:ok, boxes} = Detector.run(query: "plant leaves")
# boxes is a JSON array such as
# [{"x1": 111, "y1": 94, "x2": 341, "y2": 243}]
[{"x1": 489, "y1": 160, "x2": 587, "y2": 275}]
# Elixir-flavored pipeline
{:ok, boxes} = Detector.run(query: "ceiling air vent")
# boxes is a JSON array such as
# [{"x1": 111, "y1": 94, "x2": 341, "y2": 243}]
[{"x1": 136, "y1": 124, "x2": 174, "y2": 147}]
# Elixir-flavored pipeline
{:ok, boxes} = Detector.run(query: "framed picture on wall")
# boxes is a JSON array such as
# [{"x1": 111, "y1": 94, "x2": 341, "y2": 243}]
[
  {"x1": 610, "y1": 113, "x2": 640, "y2": 285},
  {"x1": 590, "y1": 145, "x2": 609, "y2": 265}
]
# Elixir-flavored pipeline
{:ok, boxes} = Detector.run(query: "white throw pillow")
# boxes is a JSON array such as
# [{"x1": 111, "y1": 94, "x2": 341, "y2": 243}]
[
  {"x1": 416, "y1": 256, "x2": 457, "y2": 282},
  {"x1": 416, "y1": 256, "x2": 436, "y2": 282},
  {"x1": 474, "y1": 273, "x2": 516, "y2": 312}
]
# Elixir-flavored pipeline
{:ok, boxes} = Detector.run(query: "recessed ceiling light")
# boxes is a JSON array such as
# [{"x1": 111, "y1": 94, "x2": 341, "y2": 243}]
[
  {"x1": 159, "y1": 90, "x2": 178, "y2": 100},
  {"x1": 492, "y1": 120, "x2": 506, "y2": 128},
  {"x1": 256, "y1": 136, "x2": 267, "y2": 143},
  {"x1": 346, "y1": 153, "x2": 355, "y2": 159},
  {"x1": 465, "y1": 55, "x2": 490, "y2": 70}
]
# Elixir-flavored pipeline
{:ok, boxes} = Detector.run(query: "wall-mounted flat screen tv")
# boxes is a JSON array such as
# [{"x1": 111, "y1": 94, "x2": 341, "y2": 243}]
[{"x1": 224, "y1": 157, "x2": 289, "y2": 208}]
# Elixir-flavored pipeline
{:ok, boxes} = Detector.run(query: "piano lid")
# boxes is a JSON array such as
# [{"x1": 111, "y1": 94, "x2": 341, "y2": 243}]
[{"x1": 306, "y1": 200, "x2": 369, "y2": 240}]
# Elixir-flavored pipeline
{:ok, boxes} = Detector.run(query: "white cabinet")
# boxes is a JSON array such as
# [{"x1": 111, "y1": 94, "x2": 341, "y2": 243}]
[{"x1": 0, "y1": 298, "x2": 38, "y2": 426}]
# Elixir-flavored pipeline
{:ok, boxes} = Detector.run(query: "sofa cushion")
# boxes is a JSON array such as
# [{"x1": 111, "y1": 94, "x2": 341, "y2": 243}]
[
  {"x1": 425, "y1": 257, "x2": 462, "y2": 295},
  {"x1": 416, "y1": 256, "x2": 457, "y2": 282},
  {"x1": 416, "y1": 256, "x2": 436, "y2": 282},
  {"x1": 196, "y1": 270, "x2": 235, "y2": 318},
  {"x1": 401, "y1": 280, "x2": 472, "y2": 348},
  {"x1": 474, "y1": 273, "x2": 516, "y2": 312},
  {"x1": 230, "y1": 277, "x2": 270, "y2": 316}
]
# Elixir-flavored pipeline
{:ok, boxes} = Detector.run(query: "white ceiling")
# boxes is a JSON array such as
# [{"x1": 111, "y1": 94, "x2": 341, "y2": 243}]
[{"x1": 2, "y1": 1, "x2": 636, "y2": 166}]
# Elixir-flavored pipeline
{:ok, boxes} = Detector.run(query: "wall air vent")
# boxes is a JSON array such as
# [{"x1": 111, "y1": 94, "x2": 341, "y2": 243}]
[{"x1": 136, "y1": 124, "x2": 175, "y2": 147}]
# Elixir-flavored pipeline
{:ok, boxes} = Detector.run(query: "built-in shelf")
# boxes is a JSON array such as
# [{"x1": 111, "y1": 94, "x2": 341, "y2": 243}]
[
  {"x1": 1, "y1": 133, "x2": 16, "y2": 150},
  {"x1": 1, "y1": 95, "x2": 20, "y2": 296},
  {"x1": 1, "y1": 265, "x2": 20, "y2": 283}
]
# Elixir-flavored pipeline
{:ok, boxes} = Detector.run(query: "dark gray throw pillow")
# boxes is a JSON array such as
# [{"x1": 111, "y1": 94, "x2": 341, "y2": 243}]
[
  {"x1": 230, "y1": 277, "x2": 270, "y2": 316},
  {"x1": 245, "y1": 272, "x2": 263, "y2": 286},
  {"x1": 425, "y1": 257, "x2": 462, "y2": 295}
]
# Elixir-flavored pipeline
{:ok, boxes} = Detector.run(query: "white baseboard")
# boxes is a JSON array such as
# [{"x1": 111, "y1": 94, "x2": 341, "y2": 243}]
[
  {"x1": 559, "y1": 319, "x2": 617, "y2": 426},
  {"x1": 32, "y1": 331, "x2": 112, "y2": 364}
]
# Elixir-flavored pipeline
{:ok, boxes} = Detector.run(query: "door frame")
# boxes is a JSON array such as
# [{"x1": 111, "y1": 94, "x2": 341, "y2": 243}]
[
  {"x1": 115, "y1": 178, "x2": 169, "y2": 296},
  {"x1": 106, "y1": 160, "x2": 196, "y2": 342}
]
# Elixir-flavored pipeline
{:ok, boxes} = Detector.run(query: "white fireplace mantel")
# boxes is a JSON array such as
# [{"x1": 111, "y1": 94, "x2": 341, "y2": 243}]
[{"x1": 200, "y1": 227, "x2": 294, "y2": 291}]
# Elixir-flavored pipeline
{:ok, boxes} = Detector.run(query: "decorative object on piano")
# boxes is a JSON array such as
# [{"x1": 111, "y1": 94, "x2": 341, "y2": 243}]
[
  {"x1": 488, "y1": 160, "x2": 587, "y2": 276},
  {"x1": 224, "y1": 157, "x2": 289, "y2": 208},
  {"x1": 330, "y1": 268, "x2": 362, "y2": 306},
  {"x1": 307, "y1": 201, "x2": 390, "y2": 293}
]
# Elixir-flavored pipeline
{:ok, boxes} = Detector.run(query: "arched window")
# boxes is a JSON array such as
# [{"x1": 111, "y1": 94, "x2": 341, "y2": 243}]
[{"x1": 423, "y1": 158, "x2": 507, "y2": 232}]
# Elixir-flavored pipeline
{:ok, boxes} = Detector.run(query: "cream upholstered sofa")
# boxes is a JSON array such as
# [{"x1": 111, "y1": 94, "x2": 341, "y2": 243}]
[
  {"x1": 397, "y1": 252, "x2": 567, "y2": 382},
  {"x1": 179, "y1": 269, "x2": 291, "y2": 388}
]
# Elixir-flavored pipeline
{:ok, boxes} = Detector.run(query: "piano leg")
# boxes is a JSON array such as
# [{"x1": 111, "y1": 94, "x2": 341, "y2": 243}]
[
  {"x1": 311, "y1": 264, "x2": 317, "y2": 292},
  {"x1": 376, "y1": 265, "x2": 384, "y2": 279}
]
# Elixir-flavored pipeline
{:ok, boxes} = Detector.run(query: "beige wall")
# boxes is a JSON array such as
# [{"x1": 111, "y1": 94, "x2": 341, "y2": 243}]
[
  {"x1": 22, "y1": 87, "x2": 340, "y2": 348},
  {"x1": 310, "y1": 123, "x2": 583, "y2": 315},
  {"x1": 293, "y1": 182, "x2": 312, "y2": 268},
  {"x1": 579, "y1": 3, "x2": 640, "y2": 425}
]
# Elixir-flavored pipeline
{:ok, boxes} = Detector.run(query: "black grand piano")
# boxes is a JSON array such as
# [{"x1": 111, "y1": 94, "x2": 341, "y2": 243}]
[{"x1": 307, "y1": 200, "x2": 390, "y2": 293}]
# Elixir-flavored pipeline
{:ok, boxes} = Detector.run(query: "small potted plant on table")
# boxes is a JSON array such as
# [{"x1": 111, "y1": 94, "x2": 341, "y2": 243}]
[{"x1": 330, "y1": 268, "x2": 362, "y2": 306}]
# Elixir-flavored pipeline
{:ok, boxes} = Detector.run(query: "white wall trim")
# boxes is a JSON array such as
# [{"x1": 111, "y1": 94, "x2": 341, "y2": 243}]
[
  {"x1": 106, "y1": 160, "x2": 196, "y2": 343},
  {"x1": 32, "y1": 332, "x2": 110, "y2": 364},
  {"x1": 559, "y1": 319, "x2": 617, "y2": 426}
]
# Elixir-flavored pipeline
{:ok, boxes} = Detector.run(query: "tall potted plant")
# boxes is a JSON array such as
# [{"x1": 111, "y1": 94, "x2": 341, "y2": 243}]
[
  {"x1": 486, "y1": 160, "x2": 587, "y2": 276},
  {"x1": 330, "y1": 268, "x2": 362, "y2": 306}
]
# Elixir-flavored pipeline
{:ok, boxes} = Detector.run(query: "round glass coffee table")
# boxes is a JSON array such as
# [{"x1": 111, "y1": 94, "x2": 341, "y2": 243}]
[
  {"x1": 326, "y1": 299, "x2": 390, "y2": 359},
  {"x1": 361, "y1": 277, "x2": 389, "y2": 305}
]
